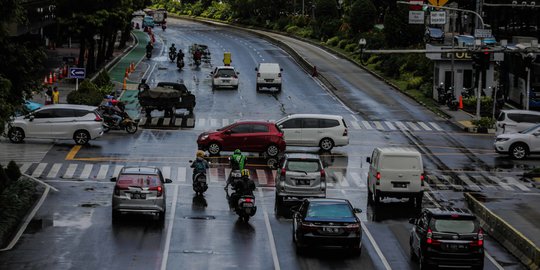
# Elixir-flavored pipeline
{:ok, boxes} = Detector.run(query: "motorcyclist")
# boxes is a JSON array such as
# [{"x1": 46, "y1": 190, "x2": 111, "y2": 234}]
[
  {"x1": 177, "y1": 49, "x2": 185, "y2": 67},
  {"x1": 225, "y1": 149, "x2": 246, "y2": 190},
  {"x1": 146, "y1": 42, "x2": 153, "y2": 53},
  {"x1": 169, "y1": 44, "x2": 177, "y2": 57},
  {"x1": 138, "y1": 79, "x2": 150, "y2": 92},
  {"x1": 108, "y1": 100, "x2": 123, "y2": 127},
  {"x1": 229, "y1": 169, "x2": 256, "y2": 209},
  {"x1": 191, "y1": 150, "x2": 209, "y2": 181},
  {"x1": 193, "y1": 49, "x2": 202, "y2": 63}
]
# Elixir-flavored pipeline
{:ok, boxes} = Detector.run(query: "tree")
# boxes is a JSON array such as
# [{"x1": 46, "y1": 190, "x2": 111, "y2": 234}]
[
  {"x1": 348, "y1": 0, "x2": 378, "y2": 35},
  {"x1": 383, "y1": 5, "x2": 423, "y2": 47}
]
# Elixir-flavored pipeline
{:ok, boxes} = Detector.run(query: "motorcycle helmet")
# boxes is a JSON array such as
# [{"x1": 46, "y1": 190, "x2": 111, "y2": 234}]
[
  {"x1": 241, "y1": 169, "x2": 250, "y2": 177},
  {"x1": 196, "y1": 150, "x2": 205, "y2": 158},
  {"x1": 171, "y1": 43, "x2": 175, "y2": 47},
  {"x1": 234, "y1": 149, "x2": 241, "y2": 155},
  {"x1": 111, "y1": 99, "x2": 119, "y2": 106}
]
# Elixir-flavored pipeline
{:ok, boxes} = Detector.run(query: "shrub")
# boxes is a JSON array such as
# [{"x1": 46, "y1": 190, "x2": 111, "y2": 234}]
[
  {"x1": 93, "y1": 70, "x2": 113, "y2": 89},
  {"x1": 0, "y1": 165, "x2": 9, "y2": 194},
  {"x1": 67, "y1": 80, "x2": 104, "y2": 106},
  {"x1": 326, "y1": 36, "x2": 340, "y2": 47},
  {"x1": 406, "y1": 76, "x2": 423, "y2": 90},
  {"x1": 5, "y1": 161, "x2": 21, "y2": 183},
  {"x1": 0, "y1": 177, "x2": 37, "y2": 246},
  {"x1": 471, "y1": 117, "x2": 495, "y2": 128},
  {"x1": 285, "y1": 25, "x2": 300, "y2": 34},
  {"x1": 462, "y1": 96, "x2": 494, "y2": 116},
  {"x1": 345, "y1": 43, "x2": 357, "y2": 52},
  {"x1": 337, "y1": 39, "x2": 349, "y2": 49}
]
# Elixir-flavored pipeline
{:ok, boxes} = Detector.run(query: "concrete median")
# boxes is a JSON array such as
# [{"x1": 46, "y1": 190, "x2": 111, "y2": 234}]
[{"x1": 465, "y1": 192, "x2": 540, "y2": 269}]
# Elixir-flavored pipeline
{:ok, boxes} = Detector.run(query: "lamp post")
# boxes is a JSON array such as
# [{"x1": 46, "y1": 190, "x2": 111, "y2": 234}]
[{"x1": 358, "y1": 38, "x2": 368, "y2": 65}]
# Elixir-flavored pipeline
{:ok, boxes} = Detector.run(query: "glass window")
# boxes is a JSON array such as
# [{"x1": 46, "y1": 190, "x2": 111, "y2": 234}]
[
  {"x1": 280, "y1": 118, "x2": 302, "y2": 129},
  {"x1": 286, "y1": 159, "x2": 321, "y2": 172},
  {"x1": 117, "y1": 174, "x2": 162, "y2": 188},
  {"x1": 74, "y1": 110, "x2": 91, "y2": 117},
  {"x1": 463, "y1": 70, "x2": 473, "y2": 89},
  {"x1": 507, "y1": 113, "x2": 526, "y2": 123},
  {"x1": 217, "y1": 69, "x2": 236, "y2": 77},
  {"x1": 302, "y1": 118, "x2": 319, "y2": 129},
  {"x1": 252, "y1": 124, "x2": 269, "y2": 133},
  {"x1": 33, "y1": 109, "x2": 55, "y2": 118},
  {"x1": 307, "y1": 203, "x2": 353, "y2": 218},
  {"x1": 54, "y1": 109, "x2": 75, "y2": 118},
  {"x1": 320, "y1": 119, "x2": 340, "y2": 128},
  {"x1": 432, "y1": 219, "x2": 476, "y2": 234},
  {"x1": 229, "y1": 124, "x2": 252, "y2": 134},
  {"x1": 522, "y1": 114, "x2": 540, "y2": 123},
  {"x1": 497, "y1": 111, "x2": 506, "y2": 121}
]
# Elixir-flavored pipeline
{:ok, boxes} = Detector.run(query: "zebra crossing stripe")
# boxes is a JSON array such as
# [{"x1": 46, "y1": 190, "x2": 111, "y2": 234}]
[
  {"x1": 485, "y1": 175, "x2": 513, "y2": 191},
  {"x1": 406, "y1": 122, "x2": 421, "y2": 131},
  {"x1": 373, "y1": 121, "x2": 384, "y2": 130},
  {"x1": 457, "y1": 174, "x2": 481, "y2": 190},
  {"x1": 209, "y1": 168, "x2": 218, "y2": 182},
  {"x1": 63, "y1": 164, "x2": 78, "y2": 179},
  {"x1": 362, "y1": 121, "x2": 373, "y2": 129},
  {"x1": 384, "y1": 121, "x2": 397, "y2": 130},
  {"x1": 429, "y1": 122, "x2": 443, "y2": 131},
  {"x1": 222, "y1": 118, "x2": 229, "y2": 127},
  {"x1": 198, "y1": 118, "x2": 206, "y2": 127},
  {"x1": 186, "y1": 118, "x2": 195, "y2": 127},
  {"x1": 162, "y1": 166, "x2": 171, "y2": 179},
  {"x1": 163, "y1": 117, "x2": 171, "y2": 126},
  {"x1": 150, "y1": 117, "x2": 159, "y2": 125},
  {"x1": 19, "y1": 163, "x2": 31, "y2": 174},
  {"x1": 210, "y1": 118, "x2": 218, "y2": 127},
  {"x1": 350, "y1": 172, "x2": 366, "y2": 188},
  {"x1": 426, "y1": 174, "x2": 446, "y2": 188},
  {"x1": 177, "y1": 167, "x2": 186, "y2": 182},
  {"x1": 80, "y1": 164, "x2": 93, "y2": 179},
  {"x1": 503, "y1": 176, "x2": 530, "y2": 191},
  {"x1": 175, "y1": 118, "x2": 183, "y2": 126},
  {"x1": 472, "y1": 175, "x2": 495, "y2": 189},
  {"x1": 139, "y1": 117, "x2": 147, "y2": 125},
  {"x1": 418, "y1": 122, "x2": 432, "y2": 131},
  {"x1": 113, "y1": 165, "x2": 123, "y2": 178},
  {"x1": 47, "y1": 163, "x2": 62, "y2": 178},
  {"x1": 32, "y1": 163, "x2": 47, "y2": 177},
  {"x1": 440, "y1": 175, "x2": 462, "y2": 190},
  {"x1": 225, "y1": 168, "x2": 231, "y2": 182},
  {"x1": 96, "y1": 165, "x2": 109, "y2": 179},
  {"x1": 395, "y1": 121, "x2": 408, "y2": 130},
  {"x1": 256, "y1": 169, "x2": 267, "y2": 184},
  {"x1": 271, "y1": 170, "x2": 277, "y2": 182},
  {"x1": 332, "y1": 171, "x2": 349, "y2": 187},
  {"x1": 350, "y1": 121, "x2": 361, "y2": 129}
]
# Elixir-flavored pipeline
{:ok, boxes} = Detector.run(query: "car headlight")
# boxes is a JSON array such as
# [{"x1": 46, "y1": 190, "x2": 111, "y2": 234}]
[
  {"x1": 200, "y1": 135, "x2": 208, "y2": 141},
  {"x1": 495, "y1": 138, "x2": 510, "y2": 142}
]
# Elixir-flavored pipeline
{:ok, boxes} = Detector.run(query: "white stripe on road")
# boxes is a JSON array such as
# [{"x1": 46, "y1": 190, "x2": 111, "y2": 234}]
[
  {"x1": 429, "y1": 122, "x2": 444, "y2": 131},
  {"x1": 177, "y1": 167, "x2": 186, "y2": 182},
  {"x1": 222, "y1": 118, "x2": 229, "y2": 127},
  {"x1": 63, "y1": 164, "x2": 77, "y2": 179},
  {"x1": 150, "y1": 117, "x2": 159, "y2": 126},
  {"x1": 256, "y1": 169, "x2": 267, "y2": 184},
  {"x1": 259, "y1": 189, "x2": 281, "y2": 270},
  {"x1": 209, "y1": 168, "x2": 218, "y2": 182},
  {"x1": 373, "y1": 121, "x2": 384, "y2": 130},
  {"x1": 406, "y1": 121, "x2": 421, "y2": 131},
  {"x1": 350, "y1": 172, "x2": 366, "y2": 188},
  {"x1": 504, "y1": 176, "x2": 530, "y2": 191},
  {"x1": 418, "y1": 122, "x2": 432, "y2": 131},
  {"x1": 19, "y1": 163, "x2": 31, "y2": 174},
  {"x1": 162, "y1": 166, "x2": 171, "y2": 179},
  {"x1": 362, "y1": 121, "x2": 373, "y2": 129},
  {"x1": 174, "y1": 118, "x2": 183, "y2": 126},
  {"x1": 384, "y1": 121, "x2": 397, "y2": 130},
  {"x1": 162, "y1": 117, "x2": 171, "y2": 126},
  {"x1": 395, "y1": 121, "x2": 408, "y2": 130},
  {"x1": 32, "y1": 163, "x2": 47, "y2": 178},
  {"x1": 333, "y1": 171, "x2": 349, "y2": 187},
  {"x1": 485, "y1": 175, "x2": 513, "y2": 191},
  {"x1": 198, "y1": 118, "x2": 206, "y2": 127},
  {"x1": 160, "y1": 184, "x2": 179, "y2": 270},
  {"x1": 350, "y1": 121, "x2": 361, "y2": 129},
  {"x1": 96, "y1": 165, "x2": 109, "y2": 180},
  {"x1": 79, "y1": 164, "x2": 93, "y2": 179},
  {"x1": 210, "y1": 118, "x2": 218, "y2": 127},
  {"x1": 362, "y1": 223, "x2": 391, "y2": 270},
  {"x1": 47, "y1": 163, "x2": 62, "y2": 178},
  {"x1": 113, "y1": 165, "x2": 123, "y2": 178},
  {"x1": 457, "y1": 174, "x2": 480, "y2": 190}
]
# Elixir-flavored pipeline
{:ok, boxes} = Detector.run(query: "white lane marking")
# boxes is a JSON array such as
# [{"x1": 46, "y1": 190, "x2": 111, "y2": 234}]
[
  {"x1": 362, "y1": 121, "x2": 373, "y2": 129},
  {"x1": 162, "y1": 117, "x2": 171, "y2": 126},
  {"x1": 150, "y1": 117, "x2": 159, "y2": 126},
  {"x1": 96, "y1": 165, "x2": 109, "y2": 180},
  {"x1": 406, "y1": 121, "x2": 421, "y2": 131},
  {"x1": 177, "y1": 167, "x2": 186, "y2": 182},
  {"x1": 384, "y1": 121, "x2": 397, "y2": 130},
  {"x1": 198, "y1": 118, "x2": 206, "y2": 127},
  {"x1": 174, "y1": 118, "x2": 183, "y2": 126},
  {"x1": 19, "y1": 163, "x2": 32, "y2": 174},
  {"x1": 63, "y1": 164, "x2": 77, "y2": 179},
  {"x1": 429, "y1": 122, "x2": 444, "y2": 131},
  {"x1": 256, "y1": 169, "x2": 267, "y2": 185},
  {"x1": 426, "y1": 174, "x2": 445, "y2": 188},
  {"x1": 32, "y1": 163, "x2": 47, "y2": 177},
  {"x1": 350, "y1": 121, "x2": 361, "y2": 129},
  {"x1": 362, "y1": 223, "x2": 392, "y2": 270},
  {"x1": 504, "y1": 176, "x2": 530, "y2": 191},
  {"x1": 160, "y1": 184, "x2": 179, "y2": 270},
  {"x1": 272, "y1": 170, "x2": 277, "y2": 182},
  {"x1": 210, "y1": 118, "x2": 218, "y2": 127},
  {"x1": 113, "y1": 165, "x2": 123, "y2": 178},
  {"x1": 47, "y1": 163, "x2": 62, "y2": 178},
  {"x1": 472, "y1": 175, "x2": 495, "y2": 189},
  {"x1": 79, "y1": 164, "x2": 93, "y2": 179},
  {"x1": 395, "y1": 121, "x2": 409, "y2": 130},
  {"x1": 259, "y1": 189, "x2": 281, "y2": 270},
  {"x1": 162, "y1": 166, "x2": 171, "y2": 179},
  {"x1": 418, "y1": 122, "x2": 432, "y2": 131},
  {"x1": 350, "y1": 172, "x2": 366, "y2": 188},
  {"x1": 440, "y1": 175, "x2": 462, "y2": 190},
  {"x1": 302, "y1": 40, "x2": 338, "y2": 59},
  {"x1": 139, "y1": 117, "x2": 147, "y2": 126},
  {"x1": 373, "y1": 121, "x2": 384, "y2": 130},
  {"x1": 333, "y1": 171, "x2": 349, "y2": 187},
  {"x1": 222, "y1": 118, "x2": 229, "y2": 127},
  {"x1": 486, "y1": 175, "x2": 513, "y2": 191},
  {"x1": 457, "y1": 174, "x2": 480, "y2": 190},
  {"x1": 209, "y1": 168, "x2": 218, "y2": 182}
]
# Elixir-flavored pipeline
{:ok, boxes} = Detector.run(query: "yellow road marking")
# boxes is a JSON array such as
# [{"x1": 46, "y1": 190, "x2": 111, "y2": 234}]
[{"x1": 65, "y1": 145, "x2": 81, "y2": 161}]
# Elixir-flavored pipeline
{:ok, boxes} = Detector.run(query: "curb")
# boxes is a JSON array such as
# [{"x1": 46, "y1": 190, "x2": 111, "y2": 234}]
[{"x1": 465, "y1": 193, "x2": 540, "y2": 269}]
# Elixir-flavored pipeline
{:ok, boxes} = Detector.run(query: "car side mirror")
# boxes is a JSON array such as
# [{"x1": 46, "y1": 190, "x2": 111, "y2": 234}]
[
  {"x1": 224, "y1": 130, "x2": 232, "y2": 135},
  {"x1": 27, "y1": 115, "x2": 35, "y2": 121},
  {"x1": 278, "y1": 124, "x2": 284, "y2": 129},
  {"x1": 409, "y1": 218, "x2": 416, "y2": 224},
  {"x1": 165, "y1": 178, "x2": 173, "y2": 183},
  {"x1": 366, "y1": 157, "x2": 371, "y2": 163},
  {"x1": 280, "y1": 68, "x2": 283, "y2": 71},
  {"x1": 110, "y1": 177, "x2": 117, "y2": 182},
  {"x1": 353, "y1": 208, "x2": 362, "y2": 214},
  {"x1": 189, "y1": 160, "x2": 193, "y2": 163}
]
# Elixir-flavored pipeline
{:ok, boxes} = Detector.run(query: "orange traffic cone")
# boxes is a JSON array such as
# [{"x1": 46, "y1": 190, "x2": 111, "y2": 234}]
[
  {"x1": 53, "y1": 72, "x2": 57, "y2": 82},
  {"x1": 122, "y1": 77, "x2": 127, "y2": 90},
  {"x1": 44, "y1": 76, "x2": 48, "y2": 85},
  {"x1": 125, "y1": 68, "x2": 129, "y2": 78},
  {"x1": 459, "y1": 95, "x2": 463, "y2": 109},
  {"x1": 48, "y1": 73, "x2": 53, "y2": 84},
  {"x1": 63, "y1": 66, "x2": 68, "y2": 77}
]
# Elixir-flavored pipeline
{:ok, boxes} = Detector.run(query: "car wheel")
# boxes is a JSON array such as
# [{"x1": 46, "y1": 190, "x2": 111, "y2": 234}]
[
  {"x1": 295, "y1": 233, "x2": 304, "y2": 255},
  {"x1": 409, "y1": 238, "x2": 418, "y2": 261},
  {"x1": 374, "y1": 190, "x2": 381, "y2": 205},
  {"x1": 256, "y1": 84, "x2": 260, "y2": 92},
  {"x1": 319, "y1": 138, "x2": 334, "y2": 151},
  {"x1": 145, "y1": 108, "x2": 152, "y2": 118},
  {"x1": 367, "y1": 188, "x2": 373, "y2": 205},
  {"x1": 510, "y1": 143, "x2": 529, "y2": 160},
  {"x1": 102, "y1": 125, "x2": 110, "y2": 133},
  {"x1": 125, "y1": 123, "x2": 138, "y2": 134},
  {"x1": 266, "y1": 144, "x2": 279, "y2": 157},
  {"x1": 415, "y1": 194, "x2": 423, "y2": 208},
  {"x1": 74, "y1": 130, "x2": 90, "y2": 145},
  {"x1": 8, "y1": 127, "x2": 25, "y2": 143},
  {"x1": 112, "y1": 210, "x2": 120, "y2": 224},
  {"x1": 275, "y1": 195, "x2": 284, "y2": 216},
  {"x1": 207, "y1": 142, "x2": 221, "y2": 156},
  {"x1": 419, "y1": 252, "x2": 430, "y2": 270},
  {"x1": 158, "y1": 211, "x2": 166, "y2": 225}
]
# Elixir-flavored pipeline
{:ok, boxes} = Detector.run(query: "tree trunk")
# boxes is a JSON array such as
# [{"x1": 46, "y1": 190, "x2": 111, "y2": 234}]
[
  {"x1": 106, "y1": 32, "x2": 117, "y2": 60},
  {"x1": 118, "y1": 22, "x2": 130, "y2": 49},
  {"x1": 87, "y1": 38, "x2": 96, "y2": 74},
  {"x1": 96, "y1": 33, "x2": 106, "y2": 68},
  {"x1": 78, "y1": 38, "x2": 86, "y2": 68}
]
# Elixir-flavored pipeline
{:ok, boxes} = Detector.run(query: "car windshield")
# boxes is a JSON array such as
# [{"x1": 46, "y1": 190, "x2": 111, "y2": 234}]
[
  {"x1": 307, "y1": 203, "x2": 353, "y2": 218},
  {"x1": 429, "y1": 28, "x2": 443, "y2": 35},
  {"x1": 520, "y1": 124, "x2": 540, "y2": 134},
  {"x1": 217, "y1": 123, "x2": 235, "y2": 131},
  {"x1": 217, "y1": 69, "x2": 236, "y2": 77},
  {"x1": 432, "y1": 219, "x2": 476, "y2": 234},
  {"x1": 287, "y1": 159, "x2": 320, "y2": 172},
  {"x1": 117, "y1": 174, "x2": 161, "y2": 188}
]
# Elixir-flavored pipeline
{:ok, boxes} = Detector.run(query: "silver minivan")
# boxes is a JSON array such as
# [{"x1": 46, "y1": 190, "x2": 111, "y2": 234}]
[
  {"x1": 496, "y1": 110, "x2": 540, "y2": 135},
  {"x1": 275, "y1": 153, "x2": 326, "y2": 216}
]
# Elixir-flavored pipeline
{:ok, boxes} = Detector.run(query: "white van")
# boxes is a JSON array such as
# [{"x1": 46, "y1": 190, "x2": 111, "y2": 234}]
[
  {"x1": 366, "y1": 147, "x2": 424, "y2": 207},
  {"x1": 275, "y1": 114, "x2": 349, "y2": 151},
  {"x1": 255, "y1": 63, "x2": 282, "y2": 92},
  {"x1": 496, "y1": 109, "x2": 540, "y2": 135}
]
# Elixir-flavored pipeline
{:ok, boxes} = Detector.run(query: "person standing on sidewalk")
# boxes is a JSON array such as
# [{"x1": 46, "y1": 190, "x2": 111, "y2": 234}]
[
  {"x1": 45, "y1": 87, "x2": 53, "y2": 105},
  {"x1": 52, "y1": 87, "x2": 60, "y2": 104}
]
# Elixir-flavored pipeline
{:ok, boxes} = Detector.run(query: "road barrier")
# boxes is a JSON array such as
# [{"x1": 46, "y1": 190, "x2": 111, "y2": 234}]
[{"x1": 465, "y1": 193, "x2": 540, "y2": 269}]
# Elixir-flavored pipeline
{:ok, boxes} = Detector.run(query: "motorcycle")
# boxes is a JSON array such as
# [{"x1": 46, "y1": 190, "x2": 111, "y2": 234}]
[
  {"x1": 462, "y1": 87, "x2": 475, "y2": 99},
  {"x1": 445, "y1": 88, "x2": 459, "y2": 111},
  {"x1": 436, "y1": 83, "x2": 446, "y2": 105},
  {"x1": 162, "y1": 24, "x2": 166, "y2": 31},
  {"x1": 177, "y1": 58, "x2": 184, "y2": 69},
  {"x1": 226, "y1": 177, "x2": 257, "y2": 222},
  {"x1": 189, "y1": 160, "x2": 209, "y2": 196},
  {"x1": 99, "y1": 107, "x2": 138, "y2": 134},
  {"x1": 194, "y1": 58, "x2": 201, "y2": 67},
  {"x1": 146, "y1": 50, "x2": 152, "y2": 60},
  {"x1": 169, "y1": 50, "x2": 177, "y2": 62}
]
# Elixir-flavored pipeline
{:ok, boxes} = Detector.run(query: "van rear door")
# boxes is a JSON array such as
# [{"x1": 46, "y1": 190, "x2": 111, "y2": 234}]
[{"x1": 380, "y1": 155, "x2": 422, "y2": 192}]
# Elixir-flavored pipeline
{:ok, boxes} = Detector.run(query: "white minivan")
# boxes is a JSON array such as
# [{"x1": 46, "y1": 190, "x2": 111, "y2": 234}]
[
  {"x1": 255, "y1": 63, "x2": 282, "y2": 92},
  {"x1": 275, "y1": 114, "x2": 349, "y2": 151},
  {"x1": 496, "y1": 109, "x2": 540, "y2": 135},
  {"x1": 366, "y1": 147, "x2": 424, "y2": 207}
]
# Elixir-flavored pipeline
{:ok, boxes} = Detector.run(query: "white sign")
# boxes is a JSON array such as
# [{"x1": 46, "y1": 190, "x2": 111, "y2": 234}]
[
  {"x1": 430, "y1": 11, "x2": 446, "y2": 24},
  {"x1": 409, "y1": 11, "x2": 425, "y2": 24},
  {"x1": 474, "y1": 29, "x2": 492, "y2": 38}
]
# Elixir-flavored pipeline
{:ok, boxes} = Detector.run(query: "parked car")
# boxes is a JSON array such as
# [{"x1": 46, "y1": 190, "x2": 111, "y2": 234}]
[
  {"x1": 292, "y1": 198, "x2": 362, "y2": 254},
  {"x1": 142, "y1": 15, "x2": 155, "y2": 28},
  {"x1": 275, "y1": 153, "x2": 326, "y2": 216},
  {"x1": 197, "y1": 121, "x2": 286, "y2": 157},
  {"x1": 366, "y1": 147, "x2": 424, "y2": 207},
  {"x1": 424, "y1": 27, "x2": 445, "y2": 43},
  {"x1": 111, "y1": 166, "x2": 173, "y2": 224},
  {"x1": 494, "y1": 124, "x2": 540, "y2": 159},
  {"x1": 496, "y1": 109, "x2": 540, "y2": 135},
  {"x1": 255, "y1": 63, "x2": 283, "y2": 92},
  {"x1": 275, "y1": 114, "x2": 349, "y2": 151},
  {"x1": 453, "y1": 35, "x2": 475, "y2": 47},
  {"x1": 5, "y1": 104, "x2": 103, "y2": 145},
  {"x1": 211, "y1": 66, "x2": 239, "y2": 90},
  {"x1": 409, "y1": 208, "x2": 485, "y2": 269}
]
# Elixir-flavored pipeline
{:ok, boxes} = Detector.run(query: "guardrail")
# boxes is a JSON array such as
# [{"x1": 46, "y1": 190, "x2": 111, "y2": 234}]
[{"x1": 465, "y1": 192, "x2": 540, "y2": 269}]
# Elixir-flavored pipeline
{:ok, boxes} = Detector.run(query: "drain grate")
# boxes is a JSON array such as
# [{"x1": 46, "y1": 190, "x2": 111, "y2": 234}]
[{"x1": 184, "y1": 215, "x2": 215, "y2": 220}]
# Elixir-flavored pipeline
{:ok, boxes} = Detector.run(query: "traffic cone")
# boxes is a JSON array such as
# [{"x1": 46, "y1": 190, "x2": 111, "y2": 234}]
[
  {"x1": 53, "y1": 72, "x2": 57, "y2": 82},
  {"x1": 44, "y1": 76, "x2": 48, "y2": 85},
  {"x1": 122, "y1": 77, "x2": 127, "y2": 90},
  {"x1": 459, "y1": 95, "x2": 463, "y2": 109},
  {"x1": 63, "y1": 66, "x2": 68, "y2": 77},
  {"x1": 58, "y1": 69, "x2": 63, "y2": 79},
  {"x1": 48, "y1": 73, "x2": 53, "y2": 84},
  {"x1": 130, "y1": 63, "x2": 135, "y2": 72},
  {"x1": 125, "y1": 68, "x2": 129, "y2": 78}
]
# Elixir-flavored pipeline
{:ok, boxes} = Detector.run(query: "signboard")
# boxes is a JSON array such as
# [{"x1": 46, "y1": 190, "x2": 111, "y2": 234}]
[
  {"x1": 409, "y1": 0, "x2": 423, "y2": 10},
  {"x1": 428, "y1": 0, "x2": 449, "y2": 7},
  {"x1": 68, "y1": 67, "x2": 86, "y2": 79},
  {"x1": 430, "y1": 11, "x2": 446, "y2": 24},
  {"x1": 474, "y1": 29, "x2": 492, "y2": 38},
  {"x1": 408, "y1": 11, "x2": 425, "y2": 24}
]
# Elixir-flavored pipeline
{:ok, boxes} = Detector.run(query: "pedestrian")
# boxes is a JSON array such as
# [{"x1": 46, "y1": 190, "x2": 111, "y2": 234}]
[
  {"x1": 52, "y1": 87, "x2": 60, "y2": 104},
  {"x1": 45, "y1": 87, "x2": 53, "y2": 105}
]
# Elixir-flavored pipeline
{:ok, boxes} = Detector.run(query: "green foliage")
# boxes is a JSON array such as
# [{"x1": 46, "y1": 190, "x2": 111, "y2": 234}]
[
  {"x1": 345, "y1": 43, "x2": 357, "y2": 52},
  {"x1": 0, "y1": 165, "x2": 9, "y2": 194},
  {"x1": 419, "y1": 82, "x2": 433, "y2": 98},
  {"x1": 471, "y1": 117, "x2": 495, "y2": 128},
  {"x1": 348, "y1": 0, "x2": 378, "y2": 35},
  {"x1": 0, "y1": 177, "x2": 37, "y2": 246},
  {"x1": 337, "y1": 39, "x2": 349, "y2": 49},
  {"x1": 326, "y1": 36, "x2": 340, "y2": 47},
  {"x1": 462, "y1": 96, "x2": 494, "y2": 116},
  {"x1": 404, "y1": 75, "x2": 423, "y2": 90},
  {"x1": 383, "y1": 6, "x2": 423, "y2": 47},
  {"x1": 67, "y1": 80, "x2": 104, "y2": 106},
  {"x1": 6, "y1": 161, "x2": 21, "y2": 183},
  {"x1": 93, "y1": 70, "x2": 112, "y2": 88}
]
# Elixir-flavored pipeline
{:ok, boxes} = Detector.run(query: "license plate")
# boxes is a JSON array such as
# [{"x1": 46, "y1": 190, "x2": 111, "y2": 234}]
[
  {"x1": 222, "y1": 80, "x2": 230, "y2": 83},
  {"x1": 243, "y1": 203, "x2": 253, "y2": 207},
  {"x1": 265, "y1": 79, "x2": 273, "y2": 82},
  {"x1": 131, "y1": 193, "x2": 146, "y2": 199},
  {"x1": 323, "y1": 227, "x2": 340, "y2": 233},
  {"x1": 445, "y1": 243, "x2": 467, "y2": 251},
  {"x1": 296, "y1": 179, "x2": 310, "y2": 185},
  {"x1": 393, "y1": 183, "x2": 407, "y2": 188}
]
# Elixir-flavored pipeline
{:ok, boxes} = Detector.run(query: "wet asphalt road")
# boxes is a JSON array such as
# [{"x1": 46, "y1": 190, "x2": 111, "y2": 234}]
[{"x1": 0, "y1": 19, "x2": 532, "y2": 269}]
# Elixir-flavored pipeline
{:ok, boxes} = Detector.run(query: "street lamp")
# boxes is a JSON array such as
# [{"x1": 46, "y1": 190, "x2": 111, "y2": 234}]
[{"x1": 357, "y1": 38, "x2": 368, "y2": 65}]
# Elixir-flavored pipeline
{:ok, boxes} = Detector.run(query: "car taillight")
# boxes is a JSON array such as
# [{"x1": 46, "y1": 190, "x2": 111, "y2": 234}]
[
  {"x1": 150, "y1": 186, "x2": 163, "y2": 197},
  {"x1": 94, "y1": 114, "x2": 102, "y2": 122},
  {"x1": 320, "y1": 169, "x2": 326, "y2": 180},
  {"x1": 301, "y1": 222, "x2": 318, "y2": 231},
  {"x1": 344, "y1": 223, "x2": 360, "y2": 232},
  {"x1": 281, "y1": 168, "x2": 286, "y2": 177},
  {"x1": 114, "y1": 186, "x2": 127, "y2": 196},
  {"x1": 376, "y1": 172, "x2": 381, "y2": 185},
  {"x1": 343, "y1": 128, "x2": 348, "y2": 136},
  {"x1": 426, "y1": 228, "x2": 440, "y2": 245},
  {"x1": 421, "y1": 172, "x2": 425, "y2": 186},
  {"x1": 244, "y1": 197, "x2": 253, "y2": 203},
  {"x1": 471, "y1": 229, "x2": 484, "y2": 247}
]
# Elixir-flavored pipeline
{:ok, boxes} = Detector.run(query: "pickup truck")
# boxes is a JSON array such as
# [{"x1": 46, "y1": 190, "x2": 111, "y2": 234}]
[{"x1": 138, "y1": 82, "x2": 196, "y2": 117}]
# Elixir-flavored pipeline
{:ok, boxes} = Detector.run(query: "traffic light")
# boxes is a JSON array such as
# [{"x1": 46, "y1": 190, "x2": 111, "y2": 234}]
[
  {"x1": 480, "y1": 47, "x2": 491, "y2": 70},
  {"x1": 524, "y1": 52, "x2": 537, "y2": 69},
  {"x1": 472, "y1": 52, "x2": 482, "y2": 70}
]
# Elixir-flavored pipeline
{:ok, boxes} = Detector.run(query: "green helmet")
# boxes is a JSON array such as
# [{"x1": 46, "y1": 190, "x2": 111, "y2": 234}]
[{"x1": 234, "y1": 149, "x2": 241, "y2": 155}]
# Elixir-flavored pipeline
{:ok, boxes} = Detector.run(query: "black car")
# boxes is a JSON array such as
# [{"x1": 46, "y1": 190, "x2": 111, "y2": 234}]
[
  {"x1": 425, "y1": 27, "x2": 445, "y2": 44},
  {"x1": 409, "y1": 207, "x2": 484, "y2": 269},
  {"x1": 292, "y1": 198, "x2": 362, "y2": 254}
]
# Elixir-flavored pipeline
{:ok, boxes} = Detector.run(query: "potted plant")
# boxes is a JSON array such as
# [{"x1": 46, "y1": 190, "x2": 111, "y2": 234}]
[{"x1": 471, "y1": 117, "x2": 495, "y2": 133}]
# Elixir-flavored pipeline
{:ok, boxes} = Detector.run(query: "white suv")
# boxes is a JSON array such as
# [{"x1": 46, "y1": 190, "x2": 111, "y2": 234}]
[
  {"x1": 496, "y1": 110, "x2": 540, "y2": 135},
  {"x1": 494, "y1": 124, "x2": 540, "y2": 159},
  {"x1": 275, "y1": 114, "x2": 349, "y2": 151},
  {"x1": 211, "y1": 66, "x2": 239, "y2": 90},
  {"x1": 6, "y1": 104, "x2": 104, "y2": 145}
]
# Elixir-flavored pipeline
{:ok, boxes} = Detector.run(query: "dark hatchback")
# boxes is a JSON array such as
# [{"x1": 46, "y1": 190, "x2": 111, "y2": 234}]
[
  {"x1": 409, "y1": 207, "x2": 485, "y2": 269},
  {"x1": 292, "y1": 198, "x2": 362, "y2": 254}
]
